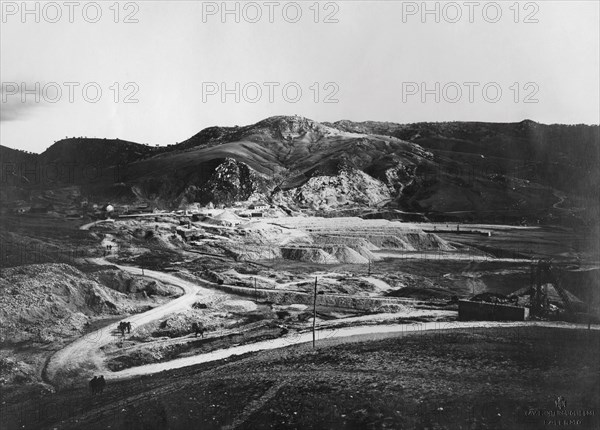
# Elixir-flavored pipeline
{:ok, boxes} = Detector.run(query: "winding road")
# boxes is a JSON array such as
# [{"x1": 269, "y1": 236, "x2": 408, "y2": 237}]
[
  {"x1": 44, "y1": 258, "x2": 222, "y2": 383},
  {"x1": 45, "y1": 258, "x2": 598, "y2": 385},
  {"x1": 108, "y1": 319, "x2": 597, "y2": 379}
]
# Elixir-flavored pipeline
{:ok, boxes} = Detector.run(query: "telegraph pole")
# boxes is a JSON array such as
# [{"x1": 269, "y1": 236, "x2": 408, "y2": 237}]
[{"x1": 313, "y1": 277, "x2": 317, "y2": 348}]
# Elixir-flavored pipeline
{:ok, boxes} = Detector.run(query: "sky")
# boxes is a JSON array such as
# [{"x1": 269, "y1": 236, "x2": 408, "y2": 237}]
[{"x1": 1, "y1": 0, "x2": 599, "y2": 153}]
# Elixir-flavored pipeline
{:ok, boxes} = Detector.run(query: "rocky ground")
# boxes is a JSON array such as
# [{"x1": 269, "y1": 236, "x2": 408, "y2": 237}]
[
  {"x1": 2, "y1": 326, "x2": 598, "y2": 430},
  {"x1": 0, "y1": 263, "x2": 179, "y2": 398},
  {"x1": 1, "y1": 209, "x2": 596, "y2": 428}
]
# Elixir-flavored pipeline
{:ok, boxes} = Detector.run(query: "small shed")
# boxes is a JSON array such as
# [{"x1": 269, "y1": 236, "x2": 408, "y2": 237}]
[
  {"x1": 458, "y1": 300, "x2": 529, "y2": 321},
  {"x1": 249, "y1": 202, "x2": 269, "y2": 211}
]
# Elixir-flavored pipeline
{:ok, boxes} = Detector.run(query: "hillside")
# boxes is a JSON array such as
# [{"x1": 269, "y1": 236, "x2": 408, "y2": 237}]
[
  {"x1": 40, "y1": 137, "x2": 154, "y2": 167},
  {"x1": 3, "y1": 327, "x2": 598, "y2": 430},
  {"x1": 326, "y1": 119, "x2": 599, "y2": 209},
  {"x1": 1, "y1": 116, "x2": 597, "y2": 225},
  {"x1": 0, "y1": 263, "x2": 176, "y2": 346}
]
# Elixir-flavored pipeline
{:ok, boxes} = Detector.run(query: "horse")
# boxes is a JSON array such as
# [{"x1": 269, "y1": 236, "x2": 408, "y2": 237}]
[
  {"x1": 191, "y1": 322, "x2": 206, "y2": 338},
  {"x1": 117, "y1": 322, "x2": 131, "y2": 336}
]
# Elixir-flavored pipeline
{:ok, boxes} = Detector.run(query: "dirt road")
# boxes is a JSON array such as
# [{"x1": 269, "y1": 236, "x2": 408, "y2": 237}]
[
  {"x1": 44, "y1": 258, "x2": 222, "y2": 383},
  {"x1": 79, "y1": 219, "x2": 114, "y2": 231},
  {"x1": 107, "y1": 319, "x2": 597, "y2": 379},
  {"x1": 46, "y1": 259, "x2": 597, "y2": 386},
  {"x1": 377, "y1": 251, "x2": 532, "y2": 262}
]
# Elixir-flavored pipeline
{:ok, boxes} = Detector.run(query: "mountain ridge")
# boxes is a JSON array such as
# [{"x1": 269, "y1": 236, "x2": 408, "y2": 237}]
[
  {"x1": 1, "y1": 116, "x2": 598, "y2": 225},
  {"x1": 2, "y1": 116, "x2": 596, "y2": 157}
]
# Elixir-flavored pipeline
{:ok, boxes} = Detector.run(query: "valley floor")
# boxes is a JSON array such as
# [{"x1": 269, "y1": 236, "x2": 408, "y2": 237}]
[
  {"x1": 2, "y1": 326, "x2": 598, "y2": 430},
  {"x1": 1, "y1": 213, "x2": 598, "y2": 429}
]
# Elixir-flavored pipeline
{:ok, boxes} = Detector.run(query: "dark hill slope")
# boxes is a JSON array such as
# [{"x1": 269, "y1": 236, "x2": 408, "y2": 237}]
[
  {"x1": 1, "y1": 116, "x2": 597, "y2": 224},
  {"x1": 40, "y1": 137, "x2": 154, "y2": 167},
  {"x1": 109, "y1": 116, "x2": 431, "y2": 207},
  {"x1": 326, "y1": 120, "x2": 599, "y2": 198}
]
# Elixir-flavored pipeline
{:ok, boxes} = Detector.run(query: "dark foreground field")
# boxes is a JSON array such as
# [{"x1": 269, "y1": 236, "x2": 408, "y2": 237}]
[{"x1": 1, "y1": 326, "x2": 598, "y2": 430}]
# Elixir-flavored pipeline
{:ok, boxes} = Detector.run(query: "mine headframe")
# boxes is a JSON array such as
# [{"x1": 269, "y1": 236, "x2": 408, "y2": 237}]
[{"x1": 529, "y1": 258, "x2": 575, "y2": 317}]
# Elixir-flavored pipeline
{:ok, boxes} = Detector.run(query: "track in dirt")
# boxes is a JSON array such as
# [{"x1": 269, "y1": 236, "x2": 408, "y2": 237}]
[
  {"x1": 45, "y1": 258, "x2": 599, "y2": 386},
  {"x1": 44, "y1": 258, "x2": 222, "y2": 384},
  {"x1": 107, "y1": 319, "x2": 598, "y2": 379}
]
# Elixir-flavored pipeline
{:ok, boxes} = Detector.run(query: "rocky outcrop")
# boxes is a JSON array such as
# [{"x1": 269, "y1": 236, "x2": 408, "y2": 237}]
[
  {"x1": 3, "y1": 116, "x2": 597, "y2": 224},
  {"x1": 0, "y1": 264, "x2": 127, "y2": 344},
  {"x1": 272, "y1": 168, "x2": 391, "y2": 210},
  {"x1": 93, "y1": 269, "x2": 177, "y2": 296},
  {"x1": 383, "y1": 162, "x2": 418, "y2": 195},
  {"x1": 281, "y1": 247, "x2": 339, "y2": 264},
  {"x1": 197, "y1": 158, "x2": 259, "y2": 205}
]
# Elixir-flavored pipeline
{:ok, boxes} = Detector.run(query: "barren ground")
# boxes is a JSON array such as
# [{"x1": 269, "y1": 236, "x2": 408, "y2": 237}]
[
  {"x1": 2, "y1": 326, "x2": 598, "y2": 430},
  {"x1": 1, "y1": 212, "x2": 598, "y2": 430}
]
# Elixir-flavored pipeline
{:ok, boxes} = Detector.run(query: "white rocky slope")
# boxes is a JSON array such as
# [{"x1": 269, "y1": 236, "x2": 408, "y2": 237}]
[
  {"x1": 272, "y1": 168, "x2": 391, "y2": 210},
  {"x1": 0, "y1": 264, "x2": 172, "y2": 345}
]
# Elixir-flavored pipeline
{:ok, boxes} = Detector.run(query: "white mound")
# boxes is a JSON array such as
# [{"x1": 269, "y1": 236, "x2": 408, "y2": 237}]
[
  {"x1": 219, "y1": 300, "x2": 258, "y2": 313},
  {"x1": 287, "y1": 304, "x2": 308, "y2": 311},
  {"x1": 326, "y1": 246, "x2": 369, "y2": 264},
  {"x1": 281, "y1": 247, "x2": 339, "y2": 264}
]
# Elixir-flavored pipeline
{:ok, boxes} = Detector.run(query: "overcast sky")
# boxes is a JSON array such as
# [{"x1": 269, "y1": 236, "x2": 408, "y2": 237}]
[{"x1": 1, "y1": 1, "x2": 599, "y2": 153}]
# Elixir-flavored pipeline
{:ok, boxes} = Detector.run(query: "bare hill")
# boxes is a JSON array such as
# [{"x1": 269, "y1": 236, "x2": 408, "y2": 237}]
[{"x1": 2, "y1": 116, "x2": 597, "y2": 225}]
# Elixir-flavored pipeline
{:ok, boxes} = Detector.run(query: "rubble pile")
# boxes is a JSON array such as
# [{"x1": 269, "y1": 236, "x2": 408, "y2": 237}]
[{"x1": 0, "y1": 264, "x2": 128, "y2": 344}]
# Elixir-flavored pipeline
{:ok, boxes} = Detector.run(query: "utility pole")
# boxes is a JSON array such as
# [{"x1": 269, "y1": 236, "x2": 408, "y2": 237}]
[{"x1": 313, "y1": 277, "x2": 317, "y2": 348}]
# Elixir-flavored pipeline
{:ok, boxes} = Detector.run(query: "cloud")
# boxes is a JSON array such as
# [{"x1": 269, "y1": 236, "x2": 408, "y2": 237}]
[
  {"x1": 0, "y1": 100, "x2": 43, "y2": 122},
  {"x1": 0, "y1": 82, "x2": 48, "y2": 122}
]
